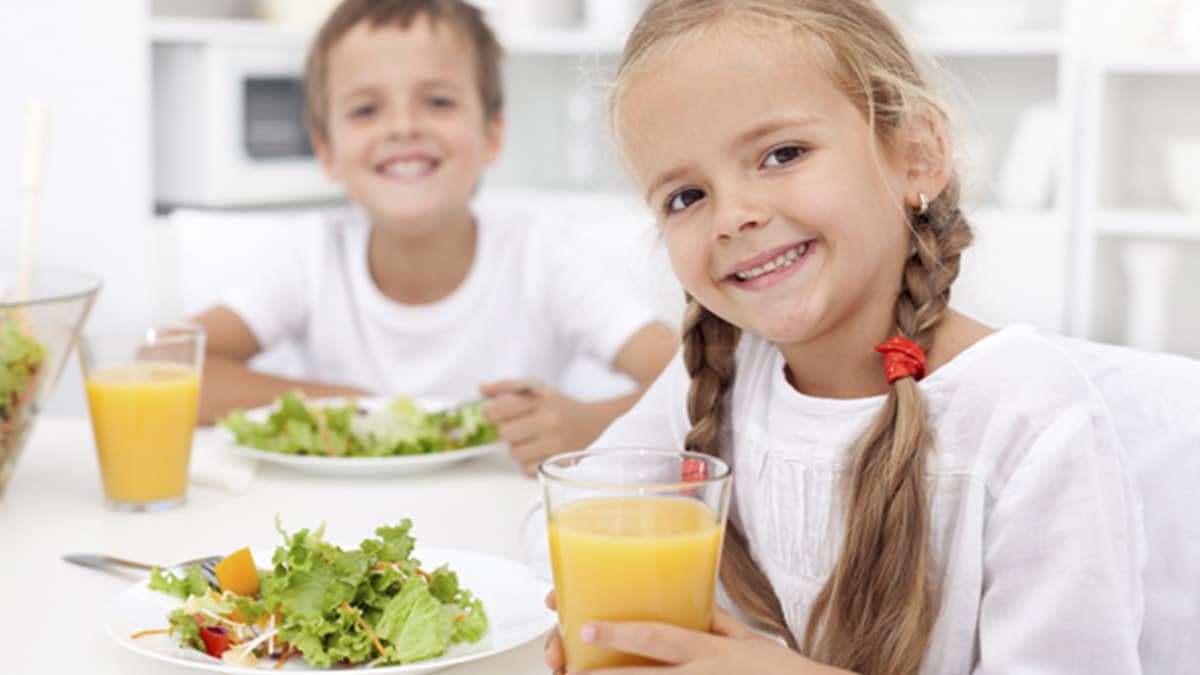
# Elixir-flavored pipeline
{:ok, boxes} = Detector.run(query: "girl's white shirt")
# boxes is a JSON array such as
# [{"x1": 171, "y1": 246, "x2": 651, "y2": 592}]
[{"x1": 526, "y1": 324, "x2": 1148, "y2": 675}]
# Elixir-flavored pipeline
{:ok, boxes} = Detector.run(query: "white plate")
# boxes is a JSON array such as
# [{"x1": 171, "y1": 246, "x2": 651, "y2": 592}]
[
  {"x1": 224, "y1": 397, "x2": 508, "y2": 476},
  {"x1": 105, "y1": 547, "x2": 556, "y2": 674}
]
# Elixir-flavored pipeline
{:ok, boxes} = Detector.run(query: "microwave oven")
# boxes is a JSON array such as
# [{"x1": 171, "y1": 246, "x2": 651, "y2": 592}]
[{"x1": 153, "y1": 38, "x2": 344, "y2": 208}]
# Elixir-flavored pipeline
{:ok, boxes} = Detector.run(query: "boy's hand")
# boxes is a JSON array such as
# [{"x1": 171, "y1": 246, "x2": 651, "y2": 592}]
[{"x1": 479, "y1": 379, "x2": 598, "y2": 476}]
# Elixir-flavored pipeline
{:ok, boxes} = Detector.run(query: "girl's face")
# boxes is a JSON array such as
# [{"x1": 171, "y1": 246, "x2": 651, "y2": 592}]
[
  {"x1": 315, "y1": 18, "x2": 502, "y2": 233},
  {"x1": 618, "y1": 27, "x2": 916, "y2": 349}
]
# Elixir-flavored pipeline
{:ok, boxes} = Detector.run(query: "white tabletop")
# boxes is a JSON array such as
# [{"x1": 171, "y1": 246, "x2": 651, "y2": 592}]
[{"x1": 0, "y1": 416, "x2": 549, "y2": 675}]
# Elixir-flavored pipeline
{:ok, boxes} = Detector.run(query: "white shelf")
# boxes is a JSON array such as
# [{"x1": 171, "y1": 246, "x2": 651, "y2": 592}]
[
  {"x1": 148, "y1": 18, "x2": 1063, "y2": 58},
  {"x1": 1099, "y1": 51, "x2": 1200, "y2": 75},
  {"x1": 149, "y1": 17, "x2": 312, "y2": 47},
  {"x1": 499, "y1": 29, "x2": 625, "y2": 56},
  {"x1": 1095, "y1": 209, "x2": 1200, "y2": 241},
  {"x1": 919, "y1": 31, "x2": 1063, "y2": 57},
  {"x1": 149, "y1": 17, "x2": 628, "y2": 56},
  {"x1": 476, "y1": 187, "x2": 644, "y2": 215},
  {"x1": 969, "y1": 205, "x2": 1064, "y2": 229}
]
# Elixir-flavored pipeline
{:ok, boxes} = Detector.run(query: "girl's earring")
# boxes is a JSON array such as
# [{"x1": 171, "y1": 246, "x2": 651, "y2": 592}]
[{"x1": 916, "y1": 192, "x2": 930, "y2": 216}]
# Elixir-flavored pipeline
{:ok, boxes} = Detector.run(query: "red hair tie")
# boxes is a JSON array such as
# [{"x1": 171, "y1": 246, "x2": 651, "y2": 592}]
[
  {"x1": 682, "y1": 458, "x2": 708, "y2": 483},
  {"x1": 875, "y1": 336, "x2": 927, "y2": 384}
]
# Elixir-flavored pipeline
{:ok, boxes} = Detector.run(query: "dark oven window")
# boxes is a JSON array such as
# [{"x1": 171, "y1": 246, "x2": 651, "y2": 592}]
[{"x1": 243, "y1": 77, "x2": 313, "y2": 159}]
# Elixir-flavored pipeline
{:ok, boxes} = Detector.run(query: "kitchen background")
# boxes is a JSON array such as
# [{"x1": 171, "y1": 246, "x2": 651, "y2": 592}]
[{"x1": 2, "y1": 0, "x2": 1199, "y2": 414}]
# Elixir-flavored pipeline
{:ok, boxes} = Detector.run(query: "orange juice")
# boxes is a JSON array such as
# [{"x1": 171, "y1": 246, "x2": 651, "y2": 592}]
[
  {"x1": 84, "y1": 362, "x2": 199, "y2": 504},
  {"x1": 548, "y1": 496, "x2": 723, "y2": 669}
]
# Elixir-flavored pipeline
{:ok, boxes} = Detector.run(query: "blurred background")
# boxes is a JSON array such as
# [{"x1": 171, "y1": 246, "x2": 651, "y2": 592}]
[{"x1": 1, "y1": 0, "x2": 1199, "y2": 414}]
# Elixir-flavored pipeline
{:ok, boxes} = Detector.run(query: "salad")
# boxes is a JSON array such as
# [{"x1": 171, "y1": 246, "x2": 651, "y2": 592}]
[
  {"x1": 221, "y1": 392, "x2": 499, "y2": 458},
  {"x1": 139, "y1": 518, "x2": 489, "y2": 668},
  {"x1": 0, "y1": 318, "x2": 46, "y2": 473}
]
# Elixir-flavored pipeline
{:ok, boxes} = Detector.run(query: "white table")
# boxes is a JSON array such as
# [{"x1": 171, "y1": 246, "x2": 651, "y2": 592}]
[{"x1": 1, "y1": 416, "x2": 549, "y2": 674}]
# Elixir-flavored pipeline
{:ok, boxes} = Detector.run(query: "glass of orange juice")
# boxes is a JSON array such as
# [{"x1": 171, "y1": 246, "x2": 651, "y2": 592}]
[
  {"x1": 78, "y1": 323, "x2": 204, "y2": 511},
  {"x1": 540, "y1": 448, "x2": 732, "y2": 670}
]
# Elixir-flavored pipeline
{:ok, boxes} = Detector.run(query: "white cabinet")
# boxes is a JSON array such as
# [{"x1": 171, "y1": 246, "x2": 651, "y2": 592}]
[{"x1": 1075, "y1": 52, "x2": 1200, "y2": 357}]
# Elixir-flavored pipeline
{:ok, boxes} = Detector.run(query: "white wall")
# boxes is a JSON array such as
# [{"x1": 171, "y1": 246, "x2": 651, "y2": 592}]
[{"x1": 0, "y1": 0, "x2": 162, "y2": 414}]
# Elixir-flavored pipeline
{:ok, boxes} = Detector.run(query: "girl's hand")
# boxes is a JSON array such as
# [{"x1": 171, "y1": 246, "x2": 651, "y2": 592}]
[
  {"x1": 544, "y1": 591, "x2": 566, "y2": 674},
  {"x1": 480, "y1": 379, "x2": 598, "y2": 476},
  {"x1": 542, "y1": 591, "x2": 839, "y2": 675}
]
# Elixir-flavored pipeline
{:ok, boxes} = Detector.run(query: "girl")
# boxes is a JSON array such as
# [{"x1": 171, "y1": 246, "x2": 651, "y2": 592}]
[{"x1": 542, "y1": 0, "x2": 1144, "y2": 673}]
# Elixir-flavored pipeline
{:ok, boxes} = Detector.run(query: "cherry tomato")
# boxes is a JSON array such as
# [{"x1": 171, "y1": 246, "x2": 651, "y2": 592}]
[{"x1": 199, "y1": 626, "x2": 231, "y2": 658}]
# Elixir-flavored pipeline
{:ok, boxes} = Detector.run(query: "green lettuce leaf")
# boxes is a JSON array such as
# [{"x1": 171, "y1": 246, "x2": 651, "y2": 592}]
[
  {"x1": 166, "y1": 609, "x2": 205, "y2": 651},
  {"x1": 451, "y1": 593, "x2": 489, "y2": 644},
  {"x1": 148, "y1": 565, "x2": 211, "y2": 600},
  {"x1": 375, "y1": 575, "x2": 453, "y2": 664}
]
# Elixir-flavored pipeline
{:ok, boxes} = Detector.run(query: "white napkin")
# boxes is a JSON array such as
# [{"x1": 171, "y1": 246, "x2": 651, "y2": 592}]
[{"x1": 189, "y1": 427, "x2": 258, "y2": 494}]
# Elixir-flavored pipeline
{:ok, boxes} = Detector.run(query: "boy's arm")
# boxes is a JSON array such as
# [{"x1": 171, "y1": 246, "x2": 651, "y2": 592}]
[
  {"x1": 193, "y1": 306, "x2": 367, "y2": 425},
  {"x1": 482, "y1": 321, "x2": 678, "y2": 475},
  {"x1": 586, "y1": 320, "x2": 679, "y2": 429}
]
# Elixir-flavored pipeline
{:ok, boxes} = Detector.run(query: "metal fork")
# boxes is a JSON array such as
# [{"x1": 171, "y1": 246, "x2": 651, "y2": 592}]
[
  {"x1": 433, "y1": 386, "x2": 533, "y2": 417},
  {"x1": 62, "y1": 553, "x2": 223, "y2": 587}
]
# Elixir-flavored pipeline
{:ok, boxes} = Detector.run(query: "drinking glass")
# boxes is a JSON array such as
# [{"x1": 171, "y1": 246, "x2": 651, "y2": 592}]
[
  {"x1": 79, "y1": 323, "x2": 204, "y2": 511},
  {"x1": 540, "y1": 448, "x2": 732, "y2": 670}
]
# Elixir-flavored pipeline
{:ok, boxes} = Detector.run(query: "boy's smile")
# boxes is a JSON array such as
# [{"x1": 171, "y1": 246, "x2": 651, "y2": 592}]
[
  {"x1": 377, "y1": 154, "x2": 439, "y2": 179},
  {"x1": 375, "y1": 150, "x2": 441, "y2": 180}
]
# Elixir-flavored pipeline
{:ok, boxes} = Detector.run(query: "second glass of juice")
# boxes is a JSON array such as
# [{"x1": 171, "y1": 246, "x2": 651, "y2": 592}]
[
  {"x1": 79, "y1": 323, "x2": 204, "y2": 511},
  {"x1": 540, "y1": 448, "x2": 732, "y2": 670}
]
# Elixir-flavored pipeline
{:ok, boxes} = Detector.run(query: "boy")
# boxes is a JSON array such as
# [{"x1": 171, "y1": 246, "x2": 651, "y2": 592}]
[{"x1": 193, "y1": 0, "x2": 677, "y2": 475}]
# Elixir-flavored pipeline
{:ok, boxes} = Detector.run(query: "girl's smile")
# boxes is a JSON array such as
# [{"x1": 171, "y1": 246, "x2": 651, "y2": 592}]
[{"x1": 725, "y1": 239, "x2": 817, "y2": 290}]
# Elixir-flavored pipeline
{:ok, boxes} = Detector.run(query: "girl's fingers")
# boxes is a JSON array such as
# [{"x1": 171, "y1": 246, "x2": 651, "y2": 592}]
[
  {"x1": 545, "y1": 630, "x2": 565, "y2": 671},
  {"x1": 578, "y1": 621, "x2": 714, "y2": 665},
  {"x1": 710, "y1": 605, "x2": 755, "y2": 639},
  {"x1": 545, "y1": 589, "x2": 557, "y2": 610}
]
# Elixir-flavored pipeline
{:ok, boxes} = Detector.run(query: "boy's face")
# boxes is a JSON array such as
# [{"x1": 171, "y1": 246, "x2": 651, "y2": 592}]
[{"x1": 314, "y1": 18, "x2": 503, "y2": 232}]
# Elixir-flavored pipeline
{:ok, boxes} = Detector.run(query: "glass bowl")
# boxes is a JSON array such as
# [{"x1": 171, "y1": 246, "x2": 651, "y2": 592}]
[{"x1": 0, "y1": 269, "x2": 101, "y2": 496}]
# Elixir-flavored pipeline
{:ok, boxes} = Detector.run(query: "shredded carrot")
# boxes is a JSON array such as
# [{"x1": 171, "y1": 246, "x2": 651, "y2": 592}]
[
  {"x1": 416, "y1": 568, "x2": 431, "y2": 581},
  {"x1": 316, "y1": 410, "x2": 335, "y2": 457},
  {"x1": 273, "y1": 647, "x2": 296, "y2": 670},
  {"x1": 455, "y1": 614, "x2": 465, "y2": 623},
  {"x1": 131, "y1": 628, "x2": 170, "y2": 640},
  {"x1": 340, "y1": 601, "x2": 386, "y2": 656}
]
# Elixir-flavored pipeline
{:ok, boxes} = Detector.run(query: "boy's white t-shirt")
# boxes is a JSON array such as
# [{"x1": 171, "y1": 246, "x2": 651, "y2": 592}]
[
  {"x1": 528, "y1": 325, "x2": 1151, "y2": 674},
  {"x1": 219, "y1": 206, "x2": 659, "y2": 399}
]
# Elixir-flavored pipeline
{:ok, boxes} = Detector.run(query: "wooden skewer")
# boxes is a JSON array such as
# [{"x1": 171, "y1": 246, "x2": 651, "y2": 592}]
[{"x1": 8, "y1": 99, "x2": 49, "y2": 333}]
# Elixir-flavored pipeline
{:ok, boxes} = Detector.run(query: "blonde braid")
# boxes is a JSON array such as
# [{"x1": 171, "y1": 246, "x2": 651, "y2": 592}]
[
  {"x1": 679, "y1": 298, "x2": 799, "y2": 648},
  {"x1": 803, "y1": 182, "x2": 973, "y2": 674}
]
